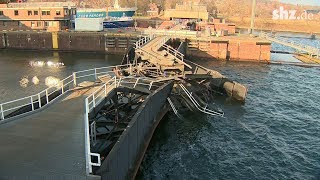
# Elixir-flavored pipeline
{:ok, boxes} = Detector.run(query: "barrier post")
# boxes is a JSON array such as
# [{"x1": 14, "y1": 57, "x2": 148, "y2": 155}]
[
  {"x1": 46, "y1": 89, "x2": 49, "y2": 104},
  {"x1": 0, "y1": 104, "x2": 4, "y2": 120},
  {"x1": 61, "y1": 81, "x2": 64, "y2": 94},
  {"x1": 30, "y1": 96, "x2": 34, "y2": 111},
  {"x1": 73, "y1": 72, "x2": 77, "y2": 87},
  {"x1": 38, "y1": 93, "x2": 41, "y2": 108}
]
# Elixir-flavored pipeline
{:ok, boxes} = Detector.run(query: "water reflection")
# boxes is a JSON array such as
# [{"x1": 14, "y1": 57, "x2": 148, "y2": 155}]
[
  {"x1": 45, "y1": 76, "x2": 61, "y2": 88},
  {"x1": 29, "y1": 60, "x2": 64, "y2": 68},
  {"x1": 32, "y1": 76, "x2": 39, "y2": 85},
  {"x1": 19, "y1": 76, "x2": 29, "y2": 88}
]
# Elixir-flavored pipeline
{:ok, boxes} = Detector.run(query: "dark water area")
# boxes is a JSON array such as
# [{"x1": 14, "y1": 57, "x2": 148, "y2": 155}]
[
  {"x1": 0, "y1": 37, "x2": 319, "y2": 179},
  {"x1": 0, "y1": 50, "x2": 121, "y2": 102},
  {"x1": 138, "y1": 61, "x2": 320, "y2": 179}
]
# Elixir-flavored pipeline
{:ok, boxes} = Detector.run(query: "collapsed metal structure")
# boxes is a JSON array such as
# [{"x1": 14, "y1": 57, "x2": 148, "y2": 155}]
[{"x1": 86, "y1": 35, "x2": 248, "y2": 178}]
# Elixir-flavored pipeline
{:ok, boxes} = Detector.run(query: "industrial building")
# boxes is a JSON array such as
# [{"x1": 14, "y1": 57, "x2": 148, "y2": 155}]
[{"x1": 0, "y1": 2, "x2": 76, "y2": 31}]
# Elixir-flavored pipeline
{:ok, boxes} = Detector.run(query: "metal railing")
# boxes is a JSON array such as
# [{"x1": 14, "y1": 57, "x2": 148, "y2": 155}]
[
  {"x1": 0, "y1": 64, "x2": 132, "y2": 121},
  {"x1": 84, "y1": 75, "x2": 163, "y2": 174},
  {"x1": 162, "y1": 43, "x2": 184, "y2": 61},
  {"x1": 179, "y1": 84, "x2": 224, "y2": 117},
  {"x1": 84, "y1": 76, "x2": 117, "y2": 174},
  {"x1": 117, "y1": 76, "x2": 161, "y2": 91},
  {"x1": 260, "y1": 32, "x2": 320, "y2": 58},
  {"x1": 135, "y1": 36, "x2": 152, "y2": 49}
]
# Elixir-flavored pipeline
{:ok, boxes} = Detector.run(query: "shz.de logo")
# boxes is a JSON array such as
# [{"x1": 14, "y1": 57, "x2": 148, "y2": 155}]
[{"x1": 272, "y1": 6, "x2": 314, "y2": 20}]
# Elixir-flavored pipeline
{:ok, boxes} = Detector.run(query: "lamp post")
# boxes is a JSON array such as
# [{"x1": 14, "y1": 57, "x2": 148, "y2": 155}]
[{"x1": 249, "y1": 0, "x2": 256, "y2": 34}]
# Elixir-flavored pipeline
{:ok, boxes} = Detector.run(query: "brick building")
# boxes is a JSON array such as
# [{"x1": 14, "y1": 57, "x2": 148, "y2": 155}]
[
  {"x1": 164, "y1": 0, "x2": 209, "y2": 21},
  {"x1": 0, "y1": 2, "x2": 76, "y2": 31}
]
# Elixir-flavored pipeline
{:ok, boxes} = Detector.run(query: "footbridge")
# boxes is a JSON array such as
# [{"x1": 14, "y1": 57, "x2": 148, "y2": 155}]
[
  {"x1": 0, "y1": 34, "x2": 248, "y2": 180},
  {"x1": 260, "y1": 32, "x2": 320, "y2": 59}
]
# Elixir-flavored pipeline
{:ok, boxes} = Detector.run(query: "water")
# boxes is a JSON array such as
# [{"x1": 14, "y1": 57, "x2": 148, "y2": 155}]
[
  {"x1": 0, "y1": 37, "x2": 319, "y2": 179},
  {"x1": 0, "y1": 50, "x2": 121, "y2": 102},
  {"x1": 137, "y1": 36, "x2": 320, "y2": 179},
  {"x1": 138, "y1": 61, "x2": 320, "y2": 179}
]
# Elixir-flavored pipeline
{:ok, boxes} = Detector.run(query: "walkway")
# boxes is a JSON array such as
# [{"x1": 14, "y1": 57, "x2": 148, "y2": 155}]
[
  {"x1": 0, "y1": 87, "x2": 100, "y2": 179},
  {"x1": 260, "y1": 32, "x2": 320, "y2": 59}
]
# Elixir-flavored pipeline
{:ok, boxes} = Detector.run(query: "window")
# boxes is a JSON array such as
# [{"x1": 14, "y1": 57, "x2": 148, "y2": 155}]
[
  {"x1": 56, "y1": 10, "x2": 61, "y2": 15},
  {"x1": 44, "y1": 21, "x2": 49, "y2": 27},
  {"x1": 64, "y1": 9, "x2": 69, "y2": 15},
  {"x1": 31, "y1": 21, "x2": 35, "y2": 27},
  {"x1": 14, "y1": 10, "x2": 19, "y2": 16},
  {"x1": 0, "y1": 11, "x2": 3, "y2": 16},
  {"x1": 41, "y1": 10, "x2": 50, "y2": 16},
  {"x1": 37, "y1": 21, "x2": 41, "y2": 27},
  {"x1": 18, "y1": 21, "x2": 22, "y2": 27},
  {"x1": 28, "y1": 11, "x2": 32, "y2": 16},
  {"x1": 34, "y1": 11, "x2": 38, "y2": 15}
]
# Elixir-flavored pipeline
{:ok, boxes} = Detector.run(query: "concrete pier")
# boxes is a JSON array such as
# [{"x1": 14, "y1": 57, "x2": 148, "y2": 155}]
[{"x1": 0, "y1": 31, "x2": 271, "y2": 62}]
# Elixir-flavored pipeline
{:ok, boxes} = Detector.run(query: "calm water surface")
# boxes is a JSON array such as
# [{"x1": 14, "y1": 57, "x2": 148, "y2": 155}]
[
  {"x1": 0, "y1": 50, "x2": 120, "y2": 102},
  {"x1": 0, "y1": 36, "x2": 319, "y2": 179}
]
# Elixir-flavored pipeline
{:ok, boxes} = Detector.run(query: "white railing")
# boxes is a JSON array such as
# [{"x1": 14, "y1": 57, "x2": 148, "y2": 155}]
[
  {"x1": 167, "y1": 97, "x2": 178, "y2": 115},
  {"x1": 162, "y1": 43, "x2": 184, "y2": 61},
  {"x1": 260, "y1": 32, "x2": 320, "y2": 58},
  {"x1": 0, "y1": 64, "x2": 132, "y2": 121},
  {"x1": 84, "y1": 76, "x2": 117, "y2": 174},
  {"x1": 84, "y1": 75, "x2": 164, "y2": 174},
  {"x1": 135, "y1": 36, "x2": 152, "y2": 49},
  {"x1": 179, "y1": 84, "x2": 224, "y2": 117},
  {"x1": 117, "y1": 76, "x2": 161, "y2": 90}
]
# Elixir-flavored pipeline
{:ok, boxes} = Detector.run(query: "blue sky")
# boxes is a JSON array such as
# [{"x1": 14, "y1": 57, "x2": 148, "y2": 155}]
[{"x1": 279, "y1": 0, "x2": 320, "y2": 6}]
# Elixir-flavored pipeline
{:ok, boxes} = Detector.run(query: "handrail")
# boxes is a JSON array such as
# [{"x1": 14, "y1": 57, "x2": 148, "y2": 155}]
[
  {"x1": 84, "y1": 76, "x2": 117, "y2": 174},
  {"x1": 84, "y1": 75, "x2": 163, "y2": 174},
  {"x1": 135, "y1": 36, "x2": 152, "y2": 49},
  {"x1": 179, "y1": 84, "x2": 224, "y2": 117},
  {"x1": 162, "y1": 43, "x2": 184, "y2": 61},
  {"x1": 0, "y1": 64, "x2": 133, "y2": 121},
  {"x1": 167, "y1": 97, "x2": 178, "y2": 115},
  {"x1": 260, "y1": 32, "x2": 320, "y2": 58}
]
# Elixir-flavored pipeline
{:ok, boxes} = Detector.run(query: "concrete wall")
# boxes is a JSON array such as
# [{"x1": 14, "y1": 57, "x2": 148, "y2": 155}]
[
  {"x1": 187, "y1": 40, "x2": 229, "y2": 60},
  {"x1": 187, "y1": 38, "x2": 271, "y2": 62},
  {"x1": 97, "y1": 81, "x2": 173, "y2": 180},
  {"x1": 228, "y1": 41, "x2": 271, "y2": 62},
  {"x1": 0, "y1": 32, "x2": 5, "y2": 48},
  {"x1": 5, "y1": 31, "x2": 52, "y2": 49},
  {"x1": 0, "y1": 31, "x2": 138, "y2": 54},
  {"x1": 58, "y1": 32, "x2": 105, "y2": 52}
]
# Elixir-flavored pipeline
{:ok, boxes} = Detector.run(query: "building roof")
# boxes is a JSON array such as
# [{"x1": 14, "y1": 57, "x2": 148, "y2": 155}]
[{"x1": 6, "y1": 2, "x2": 76, "y2": 8}]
